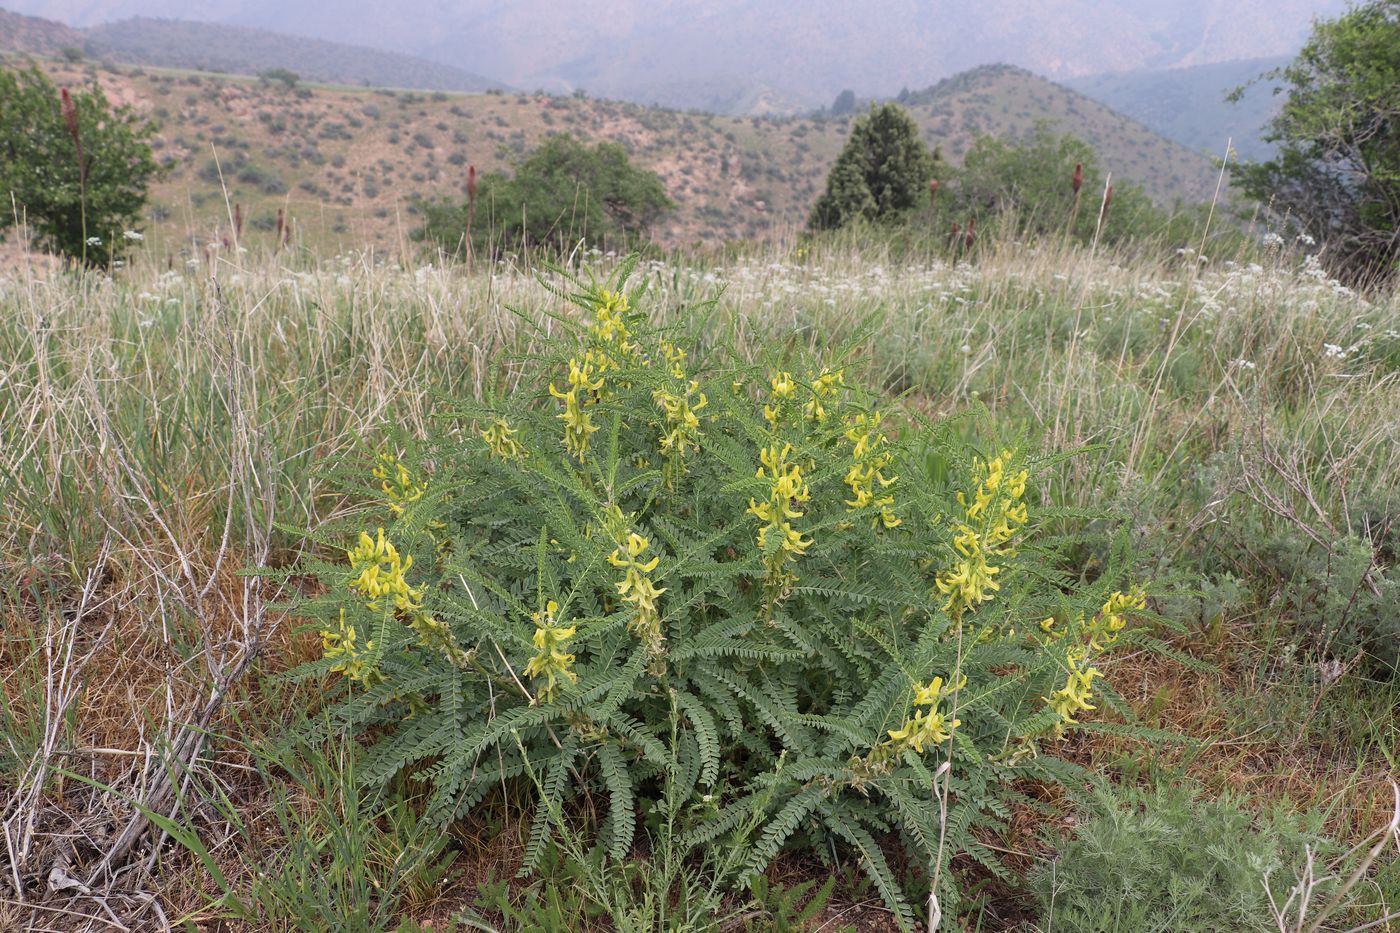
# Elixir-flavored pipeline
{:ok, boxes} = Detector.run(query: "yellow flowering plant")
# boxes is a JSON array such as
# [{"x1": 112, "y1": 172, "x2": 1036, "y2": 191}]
[{"x1": 287, "y1": 258, "x2": 1166, "y2": 929}]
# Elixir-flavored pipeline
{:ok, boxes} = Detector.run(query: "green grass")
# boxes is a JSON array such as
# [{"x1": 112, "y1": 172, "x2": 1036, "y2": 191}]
[{"x1": 1, "y1": 230, "x2": 1396, "y2": 930}]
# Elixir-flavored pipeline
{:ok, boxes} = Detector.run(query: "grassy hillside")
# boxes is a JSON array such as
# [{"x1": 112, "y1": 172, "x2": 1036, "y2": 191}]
[
  {"x1": 2, "y1": 56, "x2": 1220, "y2": 257},
  {"x1": 1067, "y1": 57, "x2": 1289, "y2": 161},
  {"x1": 2, "y1": 233, "x2": 1395, "y2": 930}
]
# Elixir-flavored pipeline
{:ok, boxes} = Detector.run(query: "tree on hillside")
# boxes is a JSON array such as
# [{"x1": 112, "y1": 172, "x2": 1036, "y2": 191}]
[
  {"x1": 808, "y1": 103, "x2": 938, "y2": 231},
  {"x1": 416, "y1": 135, "x2": 673, "y2": 256},
  {"x1": 941, "y1": 124, "x2": 1197, "y2": 248},
  {"x1": 0, "y1": 64, "x2": 160, "y2": 267},
  {"x1": 1230, "y1": 0, "x2": 1400, "y2": 283}
]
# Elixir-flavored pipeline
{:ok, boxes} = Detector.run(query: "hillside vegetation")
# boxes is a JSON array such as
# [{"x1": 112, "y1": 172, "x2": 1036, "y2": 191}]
[{"x1": 0, "y1": 56, "x2": 1219, "y2": 256}]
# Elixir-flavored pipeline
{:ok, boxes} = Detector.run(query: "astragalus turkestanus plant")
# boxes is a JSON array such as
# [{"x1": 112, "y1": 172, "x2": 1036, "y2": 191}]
[{"x1": 281, "y1": 256, "x2": 1162, "y2": 924}]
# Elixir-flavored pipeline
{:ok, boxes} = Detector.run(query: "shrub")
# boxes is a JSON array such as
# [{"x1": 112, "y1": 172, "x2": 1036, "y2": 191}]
[
  {"x1": 1031, "y1": 785, "x2": 1334, "y2": 933},
  {"x1": 0, "y1": 64, "x2": 159, "y2": 266},
  {"x1": 938, "y1": 125, "x2": 1207, "y2": 250},
  {"x1": 416, "y1": 135, "x2": 673, "y2": 256},
  {"x1": 1230, "y1": 0, "x2": 1400, "y2": 284},
  {"x1": 284, "y1": 261, "x2": 1159, "y2": 926}
]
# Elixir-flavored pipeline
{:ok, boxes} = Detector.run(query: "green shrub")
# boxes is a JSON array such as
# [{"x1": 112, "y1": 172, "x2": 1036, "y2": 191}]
[
  {"x1": 415, "y1": 135, "x2": 673, "y2": 256},
  {"x1": 284, "y1": 260, "x2": 1161, "y2": 927},
  {"x1": 1030, "y1": 785, "x2": 1333, "y2": 933},
  {"x1": 0, "y1": 64, "x2": 160, "y2": 266}
]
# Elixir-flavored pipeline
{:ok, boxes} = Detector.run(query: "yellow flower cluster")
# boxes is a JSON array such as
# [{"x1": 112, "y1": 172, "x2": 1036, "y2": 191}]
[
  {"x1": 660, "y1": 340, "x2": 687, "y2": 379},
  {"x1": 843, "y1": 411, "x2": 900, "y2": 530},
  {"x1": 935, "y1": 450, "x2": 1028, "y2": 620},
  {"x1": 320, "y1": 609, "x2": 379, "y2": 684},
  {"x1": 549, "y1": 352, "x2": 605, "y2": 462},
  {"x1": 480, "y1": 417, "x2": 526, "y2": 460},
  {"x1": 344, "y1": 526, "x2": 469, "y2": 668},
  {"x1": 1045, "y1": 651, "x2": 1102, "y2": 736},
  {"x1": 860, "y1": 675, "x2": 964, "y2": 777},
  {"x1": 1039, "y1": 586, "x2": 1145, "y2": 737},
  {"x1": 373, "y1": 453, "x2": 426, "y2": 514},
  {"x1": 348, "y1": 528, "x2": 423, "y2": 613},
  {"x1": 1088, "y1": 587, "x2": 1146, "y2": 651},
  {"x1": 747, "y1": 442, "x2": 813, "y2": 606},
  {"x1": 608, "y1": 530, "x2": 666, "y2": 661},
  {"x1": 523, "y1": 599, "x2": 577, "y2": 704},
  {"x1": 803, "y1": 367, "x2": 846, "y2": 423},
  {"x1": 886, "y1": 675, "x2": 963, "y2": 752},
  {"x1": 763, "y1": 371, "x2": 799, "y2": 427},
  {"x1": 653, "y1": 380, "x2": 707, "y2": 487},
  {"x1": 590, "y1": 289, "x2": 637, "y2": 361}
]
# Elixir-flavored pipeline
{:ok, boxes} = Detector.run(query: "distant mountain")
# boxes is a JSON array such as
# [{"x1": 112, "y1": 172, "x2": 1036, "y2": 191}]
[
  {"x1": 899, "y1": 65, "x2": 1218, "y2": 203},
  {"x1": 1066, "y1": 58, "x2": 1289, "y2": 162},
  {"x1": 1, "y1": 0, "x2": 1347, "y2": 113},
  {"x1": 81, "y1": 17, "x2": 506, "y2": 92},
  {"x1": 0, "y1": 7, "x2": 84, "y2": 56}
]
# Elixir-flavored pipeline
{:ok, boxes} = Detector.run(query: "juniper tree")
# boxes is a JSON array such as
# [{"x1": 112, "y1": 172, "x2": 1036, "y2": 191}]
[{"x1": 808, "y1": 103, "x2": 939, "y2": 231}]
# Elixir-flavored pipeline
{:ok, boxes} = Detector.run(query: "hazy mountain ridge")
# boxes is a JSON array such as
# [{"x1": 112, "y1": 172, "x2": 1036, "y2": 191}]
[
  {"x1": 83, "y1": 17, "x2": 507, "y2": 92},
  {"x1": 0, "y1": 7, "x2": 508, "y2": 93},
  {"x1": 1066, "y1": 58, "x2": 1290, "y2": 162},
  {"x1": 4, "y1": 0, "x2": 1347, "y2": 113},
  {"x1": 0, "y1": 7, "x2": 85, "y2": 56}
]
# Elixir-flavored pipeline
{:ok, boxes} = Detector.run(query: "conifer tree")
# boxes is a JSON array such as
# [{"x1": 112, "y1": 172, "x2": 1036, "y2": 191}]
[{"x1": 809, "y1": 103, "x2": 937, "y2": 231}]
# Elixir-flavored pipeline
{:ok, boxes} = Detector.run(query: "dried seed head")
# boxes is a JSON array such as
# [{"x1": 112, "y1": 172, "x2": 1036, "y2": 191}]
[
  {"x1": 467, "y1": 164, "x2": 477, "y2": 202},
  {"x1": 928, "y1": 178, "x2": 939, "y2": 199},
  {"x1": 234, "y1": 202, "x2": 243, "y2": 237},
  {"x1": 60, "y1": 87, "x2": 79, "y2": 143},
  {"x1": 1103, "y1": 184, "x2": 1114, "y2": 210},
  {"x1": 1072, "y1": 163, "x2": 1083, "y2": 195},
  {"x1": 965, "y1": 217, "x2": 976, "y2": 248}
]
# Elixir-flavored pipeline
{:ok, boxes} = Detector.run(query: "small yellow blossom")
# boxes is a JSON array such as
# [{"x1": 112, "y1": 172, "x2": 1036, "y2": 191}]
[
  {"x1": 935, "y1": 450, "x2": 1028, "y2": 620},
  {"x1": 348, "y1": 528, "x2": 422, "y2": 614},
  {"x1": 609, "y1": 530, "x2": 666, "y2": 661},
  {"x1": 1045, "y1": 651, "x2": 1103, "y2": 736},
  {"x1": 372, "y1": 453, "x2": 425, "y2": 514},
  {"x1": 523, "y1": 599, "x2": 577, "y2": 703},
  {"x1": 654, "y1": 380, "x2": 707, "y2": 487},
  {"x1": 549, "y1": 355, "x2": 605, "y2": 462},
  {"x1": 843, "y1": 411, "x2": 900, "y2": 529},
  {"x1": 763, "y1": 371, "x2": 799, "y2": 426},
  {"x1": 480, "y1": 417, "x2": 526, "y2": 460},
  {"x1": 748, "y1": 442, "x2": 813, "y2": 607},
  {"x1": 320, "y1": 609, "x2": 379, "y2": 684},
  {"x1": 803, "y1": 367, "x2": 846, "y2": 423},
  {"x1": 866, "y1": 674, "x2": 962, "y2": 766}
]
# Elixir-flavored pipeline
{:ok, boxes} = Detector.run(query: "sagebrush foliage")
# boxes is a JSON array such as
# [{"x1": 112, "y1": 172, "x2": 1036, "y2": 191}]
[
  {"x1": 1030, "y1": 785, "x2": 1332, "y2": 933},
  {"x1": 285, "y1": 258, "x2": 1163, "y2": 925}
]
